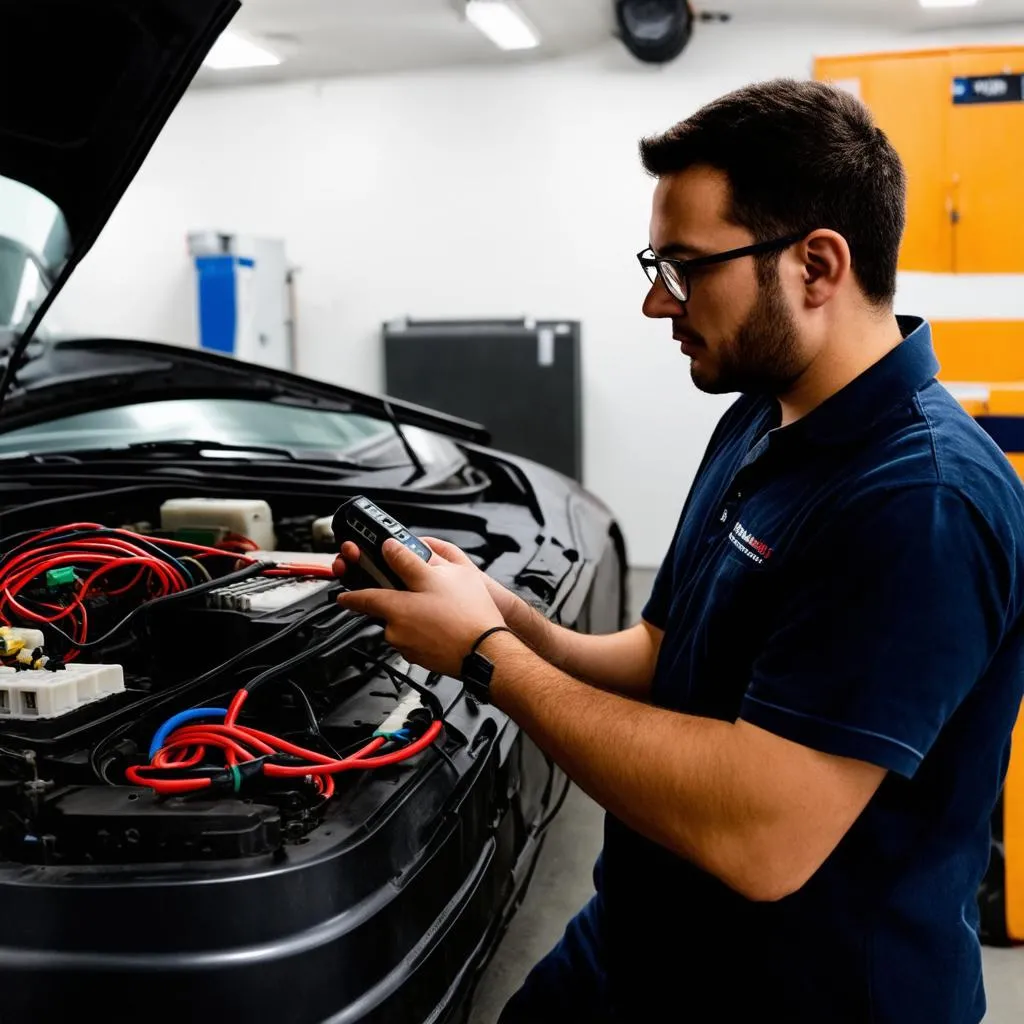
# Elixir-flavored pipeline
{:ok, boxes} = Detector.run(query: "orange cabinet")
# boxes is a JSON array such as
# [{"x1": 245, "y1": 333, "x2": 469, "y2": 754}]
[
  {"x1": 948, "y1": 51, "x2": 1024, "y2": 273},
  {"x1": 815, "y1": 48, "x2": 1024, "y2": 274}
]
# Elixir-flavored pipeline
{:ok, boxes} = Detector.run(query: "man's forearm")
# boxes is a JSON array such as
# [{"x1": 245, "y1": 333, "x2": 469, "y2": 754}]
[
  {"x1": 481, "y1": 630, "x2": 782, "y2": 896},
  {"x1": 502, "y1": 594, "x2": 655, "y2": 699}
]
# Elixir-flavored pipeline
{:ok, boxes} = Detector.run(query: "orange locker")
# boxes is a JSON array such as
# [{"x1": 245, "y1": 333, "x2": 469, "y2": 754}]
[
  {"x1": 947, "y1": 51, "x2": 1024, "y2": 273},
  {"x1": 815, "y1": 52, "x2": 952, "y2": 273},
  {"x1": 815, "y1": 47, "x2": 1024, "y2": 274}
]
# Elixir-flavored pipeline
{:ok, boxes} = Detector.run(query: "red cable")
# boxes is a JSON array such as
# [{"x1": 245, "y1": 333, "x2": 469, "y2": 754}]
[
  {"x1": 3, "y1": 537, "x2": 188, "y2": 590},
  {"x1": 219, "y1": 533, "x2": 260, "y2": 552},
  {"x1": 225, "y1": 688, "x2": 249, "y2": 728},
  {"x1": 157, "y1": 746, "x2": 207, "y2": 769},
  {"x1": 124, "y1": 766, "x2": 212, "y2": 795},
  {"x1": 105, "y1": 566, "x2": 151, "y2": 598},
  {"x1": 260, "y1": 727, "x2": 439, "y2": 778},
  {"x1": 131, "y1": 688, "x2": 445, "y2": 799}
]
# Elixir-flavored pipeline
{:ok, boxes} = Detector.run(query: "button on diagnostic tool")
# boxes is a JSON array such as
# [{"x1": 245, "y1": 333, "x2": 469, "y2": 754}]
[{"x1": 332, "y1": 496, "x2": 432, "y2": 590}]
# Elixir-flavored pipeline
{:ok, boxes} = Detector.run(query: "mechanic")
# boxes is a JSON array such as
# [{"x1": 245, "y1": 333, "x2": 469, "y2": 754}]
[{"x1": 334, "y1": 79, "x2": 1024, "y2": 1023}]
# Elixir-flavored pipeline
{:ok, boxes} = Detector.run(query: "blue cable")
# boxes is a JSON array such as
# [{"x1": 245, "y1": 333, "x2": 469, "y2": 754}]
[{"x1": 149, "y1": 707, "x2": 228, "y2": 760}]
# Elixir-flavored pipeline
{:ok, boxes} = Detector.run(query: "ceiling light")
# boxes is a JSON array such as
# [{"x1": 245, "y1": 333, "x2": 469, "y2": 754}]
[
  {"x1": 918, "y1": 0, "x2": 981, "y2": 8},
  {"x1": 465, "y1": 0, "x2": 540, "y2": 51},
  {"x1": 202, "y1": 30, "x2": 281, "y2": 70}
]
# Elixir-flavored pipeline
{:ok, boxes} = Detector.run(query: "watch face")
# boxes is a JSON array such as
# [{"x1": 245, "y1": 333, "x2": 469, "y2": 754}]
[{"x1": 462, "y1": 652, "x2": 494, "y2": 703}]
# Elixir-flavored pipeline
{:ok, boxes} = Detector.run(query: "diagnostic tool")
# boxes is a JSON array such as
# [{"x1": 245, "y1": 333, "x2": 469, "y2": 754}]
[{"x1": 332, "y1": 496, "x2": 432, "y2": 590}]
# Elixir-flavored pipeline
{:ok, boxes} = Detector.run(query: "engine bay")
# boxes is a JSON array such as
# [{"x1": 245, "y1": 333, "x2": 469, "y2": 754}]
[{"x1": 0, "y1": 494, "x2": 521, "y2": 867}]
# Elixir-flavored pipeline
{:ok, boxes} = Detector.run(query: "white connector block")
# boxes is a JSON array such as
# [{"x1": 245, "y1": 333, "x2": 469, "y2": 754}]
[
  {"x1": 0, "y1": 664, "x2": 125, "y2": 720},
  {"x1": 375, "y1": 692, "x2": 423, "y2": 737},
  {"x1": 205, "y1": 577, "x2": 330, "y2": 613},
  {"x1": 0, "y1": 627, "x2": 45, "y2": 652},
  {"x1": 160, "y1": 498, "x2": 277, "y2": 550},
  {"x1": 311, "y1": 517, "x2": 336, "y2": 545},
  {"x1": 0, "y1": 667, "x2": 77, "y2": 719},
  {"x1": 244, "y1": 580, "x2": 329, "y2": 613},
  {"x1": 64, "y1": 663, "x2": 125, "y2": 701}
]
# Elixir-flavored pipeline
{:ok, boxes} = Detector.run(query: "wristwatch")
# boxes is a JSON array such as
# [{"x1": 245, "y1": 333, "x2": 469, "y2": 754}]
[{"x1": 461, "y1": 626, "x2": 513, "y2": 704}]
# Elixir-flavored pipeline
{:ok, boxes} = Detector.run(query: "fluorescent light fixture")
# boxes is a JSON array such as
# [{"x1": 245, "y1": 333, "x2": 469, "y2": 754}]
[
  {"x1": 466, "y1": 0, "x2": 541, "y2": 51},
  {"x1": 918, "y1": 0, "x2": 980, "y2": 8},
  {"x1": 203, "y1": 29, "x2": 281, "y2": 70}
]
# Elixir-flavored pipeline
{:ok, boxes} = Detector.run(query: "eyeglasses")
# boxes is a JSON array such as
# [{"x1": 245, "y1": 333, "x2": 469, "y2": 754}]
[{"x1": 636, "y1": 233, "x2": 806, "y2": 305}]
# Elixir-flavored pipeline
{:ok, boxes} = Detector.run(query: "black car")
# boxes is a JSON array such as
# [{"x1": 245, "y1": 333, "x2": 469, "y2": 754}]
[{"x1": 0, "y1": 2, "x2": 627, "y2": 1021}]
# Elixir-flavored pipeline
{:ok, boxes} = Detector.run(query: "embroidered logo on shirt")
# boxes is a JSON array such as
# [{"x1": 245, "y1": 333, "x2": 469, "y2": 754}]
[{"x1": 728, "y1": 522, "x2": 774, "y2": 564}]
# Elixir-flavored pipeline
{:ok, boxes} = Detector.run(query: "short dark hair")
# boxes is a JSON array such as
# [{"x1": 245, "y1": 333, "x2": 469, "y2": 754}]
[{"x1": 639, "y1": 79, "x2": 906, "y2": 305}]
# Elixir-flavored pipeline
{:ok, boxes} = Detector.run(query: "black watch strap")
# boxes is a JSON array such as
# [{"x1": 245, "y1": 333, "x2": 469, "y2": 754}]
[
  {"x1": 468, "y1": 626, "x2": 514, "y2": 657},
  {"x1": 461, "y1": 626, "x2": 513, "y2": 704}
]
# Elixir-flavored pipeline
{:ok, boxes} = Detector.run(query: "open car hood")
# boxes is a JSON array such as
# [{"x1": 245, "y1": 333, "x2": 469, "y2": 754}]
[
  {"x1": 0, "y1": 334, "x2": 491, "y2": 445},
  {"x1": 0, "y1": 0, "x2": 492, "y2": 448},
  {"x1": 0, "y1": 0, "x2": 238, "y2": 259},
  {"x1": 0, "y1": 0, "x2": 241, "y2": 408}
]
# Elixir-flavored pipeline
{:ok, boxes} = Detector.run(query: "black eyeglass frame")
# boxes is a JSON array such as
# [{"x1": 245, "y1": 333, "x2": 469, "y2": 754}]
[{"x1": 637, "y1": 232, "x2": 807, "y2": 303}]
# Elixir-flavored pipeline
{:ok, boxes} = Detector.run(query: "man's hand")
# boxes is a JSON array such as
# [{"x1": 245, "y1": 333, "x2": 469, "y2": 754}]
[
  {"x1": 334, "y1": 533, "x2": 527, "y2": 626},
  {"x1": 334, "y1": 538, "x2": 505, "y2": 677},
  {"x1": 419, "y1": 536, "x2": 526, "y2": 622}
]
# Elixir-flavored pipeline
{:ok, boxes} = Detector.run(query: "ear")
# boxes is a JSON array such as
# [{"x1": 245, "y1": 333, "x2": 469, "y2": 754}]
[{"x1": 798, "y1": 229, "x2": 852, "y2": 309}]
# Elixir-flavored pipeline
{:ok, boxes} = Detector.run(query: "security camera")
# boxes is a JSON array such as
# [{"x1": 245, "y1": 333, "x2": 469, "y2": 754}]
[{"x1": 615, "y1": 0, "x2": 695, "y2": 64}]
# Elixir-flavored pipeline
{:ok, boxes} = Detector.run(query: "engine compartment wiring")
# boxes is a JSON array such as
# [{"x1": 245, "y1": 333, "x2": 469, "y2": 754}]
[
  {"x1": 0, "y1": 512, "x2": 462, "y2": 862},
  {"x1": 126, "y1": 691, "x2": 444, "y2": 800},
  {"x1": 0, "y1": 522, "x2": 335, "y2": 658}
]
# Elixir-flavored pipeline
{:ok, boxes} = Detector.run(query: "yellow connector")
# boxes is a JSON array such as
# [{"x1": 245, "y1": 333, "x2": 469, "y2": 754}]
[{"x1": 0, "y1": 635, "x2": 25, "y2": 657}]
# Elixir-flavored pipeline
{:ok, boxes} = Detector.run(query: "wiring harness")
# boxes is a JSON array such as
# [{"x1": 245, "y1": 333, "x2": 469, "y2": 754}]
[
  {"x1": 0, "y1": 522, "x2": 448, "y2": 804},
  {"x1": 126, "y1": 665, "x2": 445, "y2": 800},
  {"x1": 0, "y1": 522, "x2": 335, "y2": 659},
  {"x1": 121, "y1": 622, "x2": 450, "y2": 801}
]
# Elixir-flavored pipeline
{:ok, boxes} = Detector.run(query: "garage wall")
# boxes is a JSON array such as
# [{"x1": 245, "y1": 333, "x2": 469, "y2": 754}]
[{"x1": 47, "y1": 18, "x2": 1024, "y2": 567}]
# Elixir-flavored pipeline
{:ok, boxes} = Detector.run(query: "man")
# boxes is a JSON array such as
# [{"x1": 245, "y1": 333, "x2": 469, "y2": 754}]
[{"x1": 335, "y1": 79, "x2": 1024, "y2": 1023}]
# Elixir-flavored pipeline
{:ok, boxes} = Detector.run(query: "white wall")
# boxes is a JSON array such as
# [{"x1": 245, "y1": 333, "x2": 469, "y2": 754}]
[{"x1": 47, "y1": 18, "x2": 1024, "y2": 566}]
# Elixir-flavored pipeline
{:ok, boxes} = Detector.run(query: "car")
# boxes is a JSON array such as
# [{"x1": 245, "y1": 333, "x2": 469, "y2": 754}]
[{"x1": 0, "y1": 2, "x2": 628, "y2": 1022}]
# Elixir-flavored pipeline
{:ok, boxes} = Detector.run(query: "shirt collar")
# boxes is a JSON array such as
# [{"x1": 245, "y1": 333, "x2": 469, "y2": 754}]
[{"x1": 772, "y1": 316, "x2": 937, "y2": 449}]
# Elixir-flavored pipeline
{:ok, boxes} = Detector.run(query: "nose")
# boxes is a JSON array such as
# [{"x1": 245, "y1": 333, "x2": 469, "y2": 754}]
[{"x1": 642, "y1": 277, "x2": 686, "y2": 320}]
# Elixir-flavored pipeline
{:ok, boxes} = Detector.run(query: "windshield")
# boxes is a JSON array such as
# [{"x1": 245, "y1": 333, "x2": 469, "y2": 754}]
[
  {"x1": 0, "y1": 398, "x2": 393, "y2": 456},
  {"x1": 0, "y1": 177, "x2": 71, "y2": 331}
]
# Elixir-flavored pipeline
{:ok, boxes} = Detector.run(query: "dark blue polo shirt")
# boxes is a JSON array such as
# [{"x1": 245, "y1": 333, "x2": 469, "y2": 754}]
[{"x1": 598, "y1": 317, "x2": 1024, "y2": 1022}]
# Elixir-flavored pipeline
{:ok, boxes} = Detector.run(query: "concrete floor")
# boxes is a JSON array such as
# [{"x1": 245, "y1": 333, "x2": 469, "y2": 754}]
[{"x1": 468, "y1": 569, "x2": 1024, "y2": 1024}]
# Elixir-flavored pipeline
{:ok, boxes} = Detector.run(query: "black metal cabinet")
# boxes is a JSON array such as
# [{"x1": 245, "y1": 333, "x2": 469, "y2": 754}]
[{"x1": 383, "y1": 318, "x2": 583, "y2": 482}]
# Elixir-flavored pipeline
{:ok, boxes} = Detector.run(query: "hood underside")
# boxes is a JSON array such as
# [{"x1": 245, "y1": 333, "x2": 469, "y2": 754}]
[
  {"x1": 0, "y1": 0, "x2": 239, "y2": 254},
  {"x1": 0, "y1": 0, "x2": 241, "y2": 413}
]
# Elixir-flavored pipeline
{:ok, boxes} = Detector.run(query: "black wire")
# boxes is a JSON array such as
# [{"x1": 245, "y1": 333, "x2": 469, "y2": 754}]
[
  {"x1": 324, "y1": 650, "x2": 398, "y2": 695},
  {"x1": 348, "y1": 645, "x2": 446, "y2": 718},
  {"x1": 242, "y1": 616, "x2": 372, "y2": 696},
  {"x1": 432, "y1": 740, "x2": 458, "y2": 775},
  {"x1": 376, "y1": 662, "x2": 445, "y2": 720},
  {"x1": 0, "y1": 744, "x2": 32, "y2": 766},
  {"x1": 285, "y1": 679, "x2": 343, "y2": 760}
]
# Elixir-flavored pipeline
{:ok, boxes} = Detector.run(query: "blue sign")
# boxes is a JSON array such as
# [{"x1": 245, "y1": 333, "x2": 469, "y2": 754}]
[{"x1": 953, "y1": 73, "x2": 1024, "y2": 105}]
